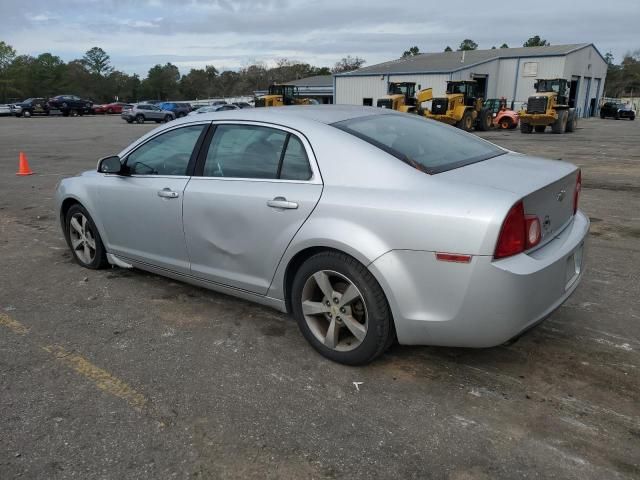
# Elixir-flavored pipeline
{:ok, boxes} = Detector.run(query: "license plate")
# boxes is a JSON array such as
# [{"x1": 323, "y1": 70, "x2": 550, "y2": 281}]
[{"x1": 565, "y1": 243, "x2": 583, "y2": 289}]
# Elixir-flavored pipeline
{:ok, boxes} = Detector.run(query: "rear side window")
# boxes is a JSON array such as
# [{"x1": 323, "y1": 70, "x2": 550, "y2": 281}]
[
  {"x1": 280, "y1": 136, "x2": 311, "y2": 180},
  {"x1": 202, "y1": 124, "x2": 312, "y2": 180},
  {"x1": 332, "y1": 113, "x2": 505, "y2": 174}
]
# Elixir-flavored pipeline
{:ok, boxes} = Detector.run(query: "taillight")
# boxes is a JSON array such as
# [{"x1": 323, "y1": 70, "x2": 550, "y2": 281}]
[
  {"x1": 495, "y1": 201, "x2": 526, "y2": 259},
  {"x1": 494, "y1": 201, "x2": 542, "y2": 259},
  {"x1": 573, "y1": 170, "x2": 581, "y2": 214}
]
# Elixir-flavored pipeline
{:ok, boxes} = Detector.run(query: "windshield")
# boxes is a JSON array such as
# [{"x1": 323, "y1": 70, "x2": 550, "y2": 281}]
[{"x1": 332, "y1": 114, "x2": 505, "y2": 174}]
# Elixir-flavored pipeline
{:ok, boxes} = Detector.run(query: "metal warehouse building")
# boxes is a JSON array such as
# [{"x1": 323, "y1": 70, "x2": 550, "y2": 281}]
[{"x1": 334, "y1": 44, "x2": 607, "y2": 118}]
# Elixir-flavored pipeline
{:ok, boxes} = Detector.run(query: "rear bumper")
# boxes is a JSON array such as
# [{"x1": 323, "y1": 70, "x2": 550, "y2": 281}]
[{"x1": 369, "y1": 211, "x2": 590, "y2": 347}]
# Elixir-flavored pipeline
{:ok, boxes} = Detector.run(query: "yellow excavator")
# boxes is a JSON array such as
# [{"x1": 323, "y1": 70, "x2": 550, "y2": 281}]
[
  {"x1": 379, "y1": 80, "x2": 492, "y2": 131},
  {"x1": 254, "y1": 84, "x2": 314, "y2": 107}
]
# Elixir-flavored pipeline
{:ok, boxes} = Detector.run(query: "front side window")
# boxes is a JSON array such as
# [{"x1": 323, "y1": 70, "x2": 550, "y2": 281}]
[
  {"x1": 126, "y1": 125, "x2": 205, "y2": 176},
  {"x1": 332, "y1": 113, "x2": 505, "y2": 174},
  {"x1": 202, "y1": 124, "x2": 312, "y2": 180}
]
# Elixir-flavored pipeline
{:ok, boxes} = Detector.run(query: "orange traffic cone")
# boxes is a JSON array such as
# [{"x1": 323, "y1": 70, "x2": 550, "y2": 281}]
[{"x1": 16, "y1": 152, "x2": 34, "y2": 176}]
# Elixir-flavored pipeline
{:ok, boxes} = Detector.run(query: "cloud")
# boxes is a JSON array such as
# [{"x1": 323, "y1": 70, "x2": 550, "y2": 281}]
[{"x1": 2, "y1": 0, "x2": 639, "y2": 76}]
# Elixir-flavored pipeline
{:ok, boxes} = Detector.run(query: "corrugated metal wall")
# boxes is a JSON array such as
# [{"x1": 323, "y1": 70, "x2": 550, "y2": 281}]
[
  {"x1": 564, "y1": 46, "x2": 608, "y2": 117},
  {"x1": 335, "y1": 76, "x2": 388, "y2": 105}
]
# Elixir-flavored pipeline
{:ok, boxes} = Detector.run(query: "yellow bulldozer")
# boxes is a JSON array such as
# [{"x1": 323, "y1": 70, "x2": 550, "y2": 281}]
[
  {"x1": 518, "y1": 78, "x2": 577, "y2": 134},
  {"x1": 254, "y1": 84, "x2": 315, "y2": 108},
  {"x1": 377, "y1": 80, "x2": 492, "y2": 131}
]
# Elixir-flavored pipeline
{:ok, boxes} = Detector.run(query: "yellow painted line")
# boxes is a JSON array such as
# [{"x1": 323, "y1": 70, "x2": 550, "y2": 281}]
[
  {"x1": 0, "y1": 313, "x2": 29, "y2": 335},
  {"x1": 42, "y1": 344, "x2": 148, "y2": 411}
]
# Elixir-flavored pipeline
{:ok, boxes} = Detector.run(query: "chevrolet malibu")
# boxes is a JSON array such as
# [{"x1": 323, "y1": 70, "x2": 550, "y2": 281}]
[{"x1": 55, "y1": 106, "x2": 589, "y2": 365}]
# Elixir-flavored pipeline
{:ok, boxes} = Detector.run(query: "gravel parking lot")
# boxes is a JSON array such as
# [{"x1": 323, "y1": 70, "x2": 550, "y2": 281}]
[{"x1": 1, "y1": 115, "x2": 639, "y2": 479}]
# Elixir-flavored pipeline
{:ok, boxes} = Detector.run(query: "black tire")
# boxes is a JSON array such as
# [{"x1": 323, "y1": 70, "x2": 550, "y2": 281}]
[
  {"x1": 135, "y1": 114, "x2": 145, "y2": 124},
  {"x1": 599, "y1": 112, "x2": 605, "y2": 119},
  {"x1": 534, "y1": 125, "x2": 546, "y2": 133},
  {"x1": 630, "y1": 115, "x2": 635, "y2": 121},
  {"x1": 291, "y1": 251, "x2": 393, "y2": 365},
  {"x1": 475, "y1": 108, "x2": 492, "y2": 131},
  {"x1": 614, "y1": 112, "x2": 620, "y2": 120},
  {"x1": 566, "y1": 109, "x2": 577, "y2": 132},
  {"x1": 551, "y1": 110, "x2": 568, "y2": 134},
  {"x1": 62, "y1": 110, "x2": 70, "y2": 117},
  {"x1": 457, "y1": 110, "x2": 474, "y2": 131},
  {"x1": 64, "y1": 204, "x2": 108, "y2": 270},
  {"x1": 106, "y1": 108, "x2": 113, "y2": 114},
  {"x1": 70, "y1": 109, "x2": 79, "y2": 117},
  {"x1": 498, "y1": 117, "x2": 513, "y2": 129},
  {"x1": 126, "y1": 119, "x2": 133, "y2": 124},
  {"x1": 520, "y1": 122, "x2": 533, "y2": 133},
  {"x1": 164, "y1": 114, "x2": 173, "y2": 123}
]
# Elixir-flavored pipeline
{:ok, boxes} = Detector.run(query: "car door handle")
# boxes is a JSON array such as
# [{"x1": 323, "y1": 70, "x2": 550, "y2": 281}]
[
  {"x1": 157, "y1": 189, "x2": 180, "y2": 199},
  {"x1": 267, "y1": 197, "x2": 298, "y2": 210}
]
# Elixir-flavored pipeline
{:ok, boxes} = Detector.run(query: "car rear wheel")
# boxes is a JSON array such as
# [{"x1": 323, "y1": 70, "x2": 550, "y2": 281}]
[
  {"x1": 164, "y1": 115, "x2": 172, "y2": 123},
  {"x1": 291, "y1": 251, "x2": 393, "y2": 365},
  {"x1": 135, "y1": 114, "x2": 145, "y2": 124},
  {"x1": 566, "y1": 109, "x2": 577, "y2": 132},
  {"x1": 65, "y1": 204, "x2": 108, "y2": 269}
]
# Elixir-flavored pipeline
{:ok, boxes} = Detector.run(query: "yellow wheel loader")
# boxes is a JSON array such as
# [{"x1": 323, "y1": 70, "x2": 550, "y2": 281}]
[
  {"x1": 254, "y1": 84, "x2": 315, "y2": 107},
  {"x1": 376, "y1": 82, "x2": 433, "y2": 113},
  {"x1": 423, "y1": 80, "x2": 492, "y2": 131},
  {"x1": 518, "y1": 78, "x2": 577, "y2": 134}
]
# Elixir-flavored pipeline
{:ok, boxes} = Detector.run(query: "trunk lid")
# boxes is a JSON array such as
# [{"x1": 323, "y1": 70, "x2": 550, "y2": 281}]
[{"x1": 439, "y1": 152, "x2": 579, "y2": 245}]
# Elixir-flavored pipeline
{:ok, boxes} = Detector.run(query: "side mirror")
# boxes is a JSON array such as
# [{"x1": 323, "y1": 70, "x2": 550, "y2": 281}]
[{"x1": 97, "y1": 155, "x2": 123, "y2": 174}]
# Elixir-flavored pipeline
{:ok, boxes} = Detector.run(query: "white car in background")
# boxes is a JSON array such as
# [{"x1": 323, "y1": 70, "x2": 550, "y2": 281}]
[
  {"x1": 0, "y1": 104, "x2": 12, "y2": 116},
  {"x1": 189, "y1": 104, "x2": 240, "y2": 116}
]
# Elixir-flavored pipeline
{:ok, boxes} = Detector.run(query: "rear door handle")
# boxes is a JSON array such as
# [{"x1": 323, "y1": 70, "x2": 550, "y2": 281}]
[
  {"x1": 158, "y1": 188, "x2": 180, "y2": 199},
  {"x1": 267, "y1": 197, "x2": 298, "y2": 210}
]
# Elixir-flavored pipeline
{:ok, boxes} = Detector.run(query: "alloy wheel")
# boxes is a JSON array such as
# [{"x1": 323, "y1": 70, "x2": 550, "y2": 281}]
[
  {"x1": 300, "y1": 270, "x2": 368, "y2": 352},
  {"x1": 69, "y1": 213, "x2": 97, "y2": 265}
]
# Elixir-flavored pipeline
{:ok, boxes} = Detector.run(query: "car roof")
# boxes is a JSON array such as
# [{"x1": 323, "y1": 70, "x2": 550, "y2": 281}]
[{"x1": 170, "y1": 105, "x2": 397, "y2": 126}]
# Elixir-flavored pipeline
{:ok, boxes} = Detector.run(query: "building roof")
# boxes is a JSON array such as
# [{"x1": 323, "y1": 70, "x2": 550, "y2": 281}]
[
  {"x1": 286, "y1": 75, "x2": 333, "y2": 87},
  {"x1": 336, "y1": 44, "x2": 600, "y2": 76}
]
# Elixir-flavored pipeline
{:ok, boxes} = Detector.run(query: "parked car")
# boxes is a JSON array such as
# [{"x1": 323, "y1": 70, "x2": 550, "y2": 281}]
[
  {"x1": 94, "y1": 102, "x2": 127, "y2": 114},
  {"x1": 121, "y1": 103, "x2": 175, "y2": 124},
  {"x1": 158, "y1": 102, "x2": 192, "y2": 118},
  {"x1": 188, "y1": 104, "x2": 239, "y2": 115},
  {"x1": 13, "y1": 97, "x2": 50, "y2": 117},
  {"x1": 483, "y1": 98, "x2": 519, "y2": 129},
  {"x1": 47, "y1": 95, "x2": 93, "y2": 116},
  {"x1": 56, "y1": 106, "x2": 588, "y2": 365},
  {"x1": 0, "y1": 104, "x2": 12, "y2": 116},
  {"x1": 232, "y1": 101, "x2": 253, "y2": 109},
  {"x1": 600, "y1": 102, "x2": 635, "y2": 120}
]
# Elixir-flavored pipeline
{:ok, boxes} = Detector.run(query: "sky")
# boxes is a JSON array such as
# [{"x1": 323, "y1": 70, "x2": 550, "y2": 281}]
[{"x1": 1, "y1": 0, "x2": 638, "y2": 77}]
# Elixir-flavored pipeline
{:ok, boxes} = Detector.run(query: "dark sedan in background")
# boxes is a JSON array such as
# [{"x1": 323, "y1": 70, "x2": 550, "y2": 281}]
[
  {"x1": 47, "y1": 95, "x2": 93, "y2": 116},
  {"x1": 600, "y1": 102, "x2": 635, "y2": 120}
]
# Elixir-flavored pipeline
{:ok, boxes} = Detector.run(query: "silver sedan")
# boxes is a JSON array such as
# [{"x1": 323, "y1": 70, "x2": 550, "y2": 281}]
[{"x1": 55, "y1": 106, "x2": 589, "y2": 365}]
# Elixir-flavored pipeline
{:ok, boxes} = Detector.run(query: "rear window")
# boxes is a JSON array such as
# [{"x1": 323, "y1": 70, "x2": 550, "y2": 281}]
[{"x1": 332, "y1": 113, "x2": 505, "y2": 174}]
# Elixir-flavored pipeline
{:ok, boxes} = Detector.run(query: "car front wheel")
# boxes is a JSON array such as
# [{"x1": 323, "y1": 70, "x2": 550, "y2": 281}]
[
  {"x1": 135, "y1": 114, "x2": 145, "y2": 124},
  {"x1": 65, "y1": 204, "x2": 108, "y2": 269},
  {"x1": 291, "y1": 251, "x2": 393, "y2": 365}
]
